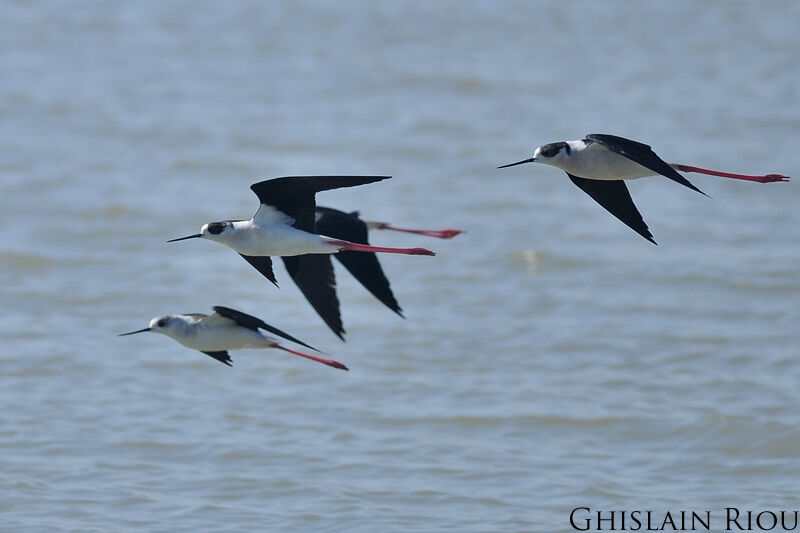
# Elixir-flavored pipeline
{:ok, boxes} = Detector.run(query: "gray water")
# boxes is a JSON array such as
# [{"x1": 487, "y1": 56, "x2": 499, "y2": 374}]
[{"x1": 2, "y1": 1, "x2": 799, "y2": 531}]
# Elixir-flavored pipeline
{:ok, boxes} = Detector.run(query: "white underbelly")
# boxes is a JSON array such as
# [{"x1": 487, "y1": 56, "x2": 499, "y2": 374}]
[
  {"x1": 175, "y1": 326, "x2": 271, "y2": 352},
  {"x1": 230, "y1": 225, "x2": 337, "y2": 257},
  {"x1": 566, "y1": 151, "x2": 656, "y2": 180}
]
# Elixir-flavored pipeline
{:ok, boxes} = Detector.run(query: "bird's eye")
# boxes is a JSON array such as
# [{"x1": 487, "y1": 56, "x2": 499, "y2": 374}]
[
  {"x1": 157, "y1": 319, "x2": 167, "y2": 327},
  {"x1": 540, "y1": 143, "x2": 562, "y2": 158},
  {"x1": 207, "y1": 223, "x2": 226, "y2": 235}
]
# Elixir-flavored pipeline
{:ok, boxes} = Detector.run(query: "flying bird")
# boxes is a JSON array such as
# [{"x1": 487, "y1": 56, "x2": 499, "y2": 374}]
[
  {"x1": 314, "y1": 207, "x2": 460, "y2": 317},
  {"x1": 167, "y1": 176, "x2": 435, "y2": 339},
  {"x1": 119, "y1": 305, "x2": 348, "y2": 370},
  {"x1": 499, "y1": 133, "x2": 789, "y2": 243}
]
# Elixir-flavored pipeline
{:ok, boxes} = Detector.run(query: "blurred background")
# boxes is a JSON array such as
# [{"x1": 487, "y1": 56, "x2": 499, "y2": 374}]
[{"x1": 1, "y1": 1, "x2": 798, "y2": 531}]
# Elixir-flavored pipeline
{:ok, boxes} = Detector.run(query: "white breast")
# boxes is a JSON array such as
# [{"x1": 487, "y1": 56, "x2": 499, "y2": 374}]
[
  {"x1": 562, "y1": 142, "x2": 656, "y2": 181},
  {"x1": 171, "y1": 322, "x2": 273, "y2": 352},
  {"x1": 222, "y1": 220, "x2": 337, "y2": 256}
]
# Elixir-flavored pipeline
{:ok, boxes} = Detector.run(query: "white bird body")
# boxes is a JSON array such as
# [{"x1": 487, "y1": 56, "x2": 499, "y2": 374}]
[
  {"x1": 120, "y1": 306, "x2": 348, "y2": 370},
  {"x1": 207, "y1": 219, "x2": 338, "y2": 257},
  {"x1": 151, "y1": 313, "x2": 278, "y2": 352},
  {"x1": 548, "y1": 140, "x2": 655, "y2": 181}
]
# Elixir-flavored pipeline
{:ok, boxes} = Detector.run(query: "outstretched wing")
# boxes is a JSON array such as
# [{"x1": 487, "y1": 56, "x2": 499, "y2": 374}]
[
  {"x1": 250, "y1": 176, "x2": 390, "y2": 232},
  {"x1": 568, "y1": 174, "x2": 656, "y2": 244},
  {"x1": 281, "y1": 255, "x2": 345, "y2": 340},
  {"x1": 316, "y1": 206, "x2": 403, "y2": 317},
  {"x1": 211, "y1": 306, "x2": 319, "y2": 352},
  {"x1": 585, "y1": 134, "x2": 706, "y2": 196},
  {"x1": 201, "y1": 350, "x2": 233, "y2": 367},
  {"x1": 239, "y1": 254, "x2": 278, "y2": 286}
]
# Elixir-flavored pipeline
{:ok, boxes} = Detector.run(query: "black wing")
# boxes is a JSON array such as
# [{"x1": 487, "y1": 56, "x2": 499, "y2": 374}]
[
  {"x1": 585, "y1": 134, "x2": 706, "y2": 196},
  {"x1": 316, "y1": 206, "x2": 403, "y2": 317},
  {"x1": 212, "y1": 306, "x2": 320, "y2": 352},
  {"x1": 281, "y1": 255, "x2": 345, "y2": 340},
  {"x1": 568, "y1": 174, "x2": 656, "y2": 244},
  {"x1": 201, "y1": 350, "x2": 233, "y2": 367},
  {"x1": 250, "y1": 176, "x2": 390, "y2": 233},
  {"x1": 239, "y1": 254, "x2": 278, "y2": 286}
]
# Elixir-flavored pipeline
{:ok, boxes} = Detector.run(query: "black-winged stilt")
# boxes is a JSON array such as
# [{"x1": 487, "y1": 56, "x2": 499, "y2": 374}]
[
  {"x1": 167, "y1": 176, "x2": 435, "y2": 339},
  {"x1": 119, "y1": 305, "x2": 347, "y2": 370},
  {"x1": 499, "y1": 133, "x2": 789, "y2": 243}
]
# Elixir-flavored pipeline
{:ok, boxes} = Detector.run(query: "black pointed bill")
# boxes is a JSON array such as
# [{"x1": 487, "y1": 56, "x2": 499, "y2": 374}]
[
  {"x1": 497, "y1": 158, "x2": 536, "y2": 169},
  {"x1": 118, "y1": 327, "x2": 151, "y2": 336},
  {"x1": 167, "y1": 234, "x2": 202, "y2": 243}
]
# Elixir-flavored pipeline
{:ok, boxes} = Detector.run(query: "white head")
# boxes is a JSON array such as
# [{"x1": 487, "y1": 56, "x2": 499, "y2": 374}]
[
  {"x1": 167, "y1": 221, "x2": 235, "y2": 244},
  {"x1": 498, "y1": 141, "x2": 572, "y2": 171},
  {"x1": 119, "y1": 314, "x2": 185, "y2": 340}
]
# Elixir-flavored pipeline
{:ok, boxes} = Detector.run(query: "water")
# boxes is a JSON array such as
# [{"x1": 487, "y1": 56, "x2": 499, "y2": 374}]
[{"x1": 2, "y1": 1, "x2": 799, "y2": 531}]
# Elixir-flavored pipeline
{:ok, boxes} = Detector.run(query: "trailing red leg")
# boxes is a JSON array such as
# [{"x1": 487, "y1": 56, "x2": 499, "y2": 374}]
[
  {"x1": 325, "y1": 238, "x2": 435, "y2": 256},
  {"x1": 274, "y1": 344, "x2": 349, "y2": 371},
  {"x1": 672, "y1": 163, "x2": 790, "y2": 183},
  {"x1": 372, "y1": 223, "x2": 463, "y2": 239}
]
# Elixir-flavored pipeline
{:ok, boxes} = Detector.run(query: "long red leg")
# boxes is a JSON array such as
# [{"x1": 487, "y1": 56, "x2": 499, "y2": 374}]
[
  {"x1": 672, "y1": 164, "x2": 790, "y2": 183},
  {"x1": 274, "y1": 345, "x2": 348, "y2": 371},
  {"x1": 373, "y1": 223, "x2": 463, "y2": 239},
  {"x1": 326, "y1": 238, "x2": 435, "y2": 256}
]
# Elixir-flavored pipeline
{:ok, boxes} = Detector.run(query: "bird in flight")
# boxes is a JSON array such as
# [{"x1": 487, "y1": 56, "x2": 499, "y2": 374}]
[
  {"x1": 499, "y1": 133, "x2": 789, "y2": 243},
  {"x1": 119, "y1": 305, "x2": 348, "y2": 370},
  {"x1": 167, "y1": 176, "x2": 435, "y2": 339}
]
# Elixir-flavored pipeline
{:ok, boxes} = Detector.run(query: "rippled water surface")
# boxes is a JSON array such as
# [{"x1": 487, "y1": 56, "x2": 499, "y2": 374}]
[{"x1": 2, "y1": 1, "x2": 799, "y2": 531}]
